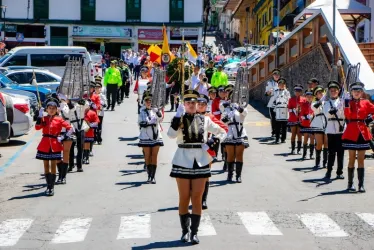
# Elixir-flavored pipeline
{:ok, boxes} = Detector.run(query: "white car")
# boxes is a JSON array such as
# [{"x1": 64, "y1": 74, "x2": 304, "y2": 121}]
[
  {"x1": 0, "y1": 92, "x2": 33, "y2": 143},
  {"x1": 224, "y1": 63, "x2": 240, "y2": 79},
  {"x1": 0, "y1": 92, "x2": 11, "y2": 143},
  {"x1": 5, "y1": 69, "x2": 61, "y2": 93}
]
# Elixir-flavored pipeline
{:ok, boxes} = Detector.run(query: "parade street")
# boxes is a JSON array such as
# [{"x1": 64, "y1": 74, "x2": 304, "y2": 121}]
[{"x1": 0, "y1": 95, "x2": 374, "y2": 250}]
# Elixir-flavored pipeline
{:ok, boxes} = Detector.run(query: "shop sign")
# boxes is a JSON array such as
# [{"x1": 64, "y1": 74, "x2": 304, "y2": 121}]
[
  {"x1": 280, "y1": 0, "x2": 298, "y2": 21},
  {"x1": 170, "y1": 28, "x2": 199, "y2": 37},
  {"x1": 72, "y1": 26, "x2": 132, "y2": 38},
  {"x1": 1, "y1": 24, "x2": 17, "y2": 32},
  {"x1": 137, "y1": 29, "x2": 163, "y2": 40}
]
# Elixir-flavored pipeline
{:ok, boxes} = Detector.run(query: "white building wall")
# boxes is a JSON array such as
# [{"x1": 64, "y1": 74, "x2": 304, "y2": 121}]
[
  {"x1": 49, "y1": 0, "x2": 80, "y2": 20},
  {"x1": 141, "y1": 0, "x2": 169, "y2": 22},
  {"x1": 185, "y1": 0, "x2": 203, "y2": 23},
  {"x1": 3, "y1": 0, "x2": 33, "y2": 19},
  {"x1": 96, "y1": 0, "x2": 126, "y2": 22}
]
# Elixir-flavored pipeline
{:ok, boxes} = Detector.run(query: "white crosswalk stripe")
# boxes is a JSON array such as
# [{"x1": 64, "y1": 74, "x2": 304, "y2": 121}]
[
  {"x1": 51, "y1": 218, "x2": 92, "y2": 244},
  {"x1": 4, "y1": 211, "x2": 374, "y2": 246},
  {"x1": 356, "y1": 213, "x2": 374, "y2": 228},
  {"x1": 199, "y1": 213, "x2": 217, "y2": 236},
  {"x1": 298, "y1": 213, "x2": 349, "y2": 237},
  {"x1": 117, "y1": 214, "x2": 151, "y2": 239},
  {"x1": 0, "y1": 219, "x2": 33, "y2": 247},
  {"x1": 237, "y1": 211, "x2": 283, "y2": 236}
]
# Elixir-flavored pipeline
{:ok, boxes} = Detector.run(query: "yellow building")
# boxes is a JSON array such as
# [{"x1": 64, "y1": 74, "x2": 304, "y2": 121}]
[{"x1": 254, "y1": 0, "x2": 274, "y2": 45}]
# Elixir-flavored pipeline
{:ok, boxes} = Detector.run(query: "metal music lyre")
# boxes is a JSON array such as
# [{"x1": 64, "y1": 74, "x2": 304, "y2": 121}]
[
  {"x1": 231, "y1": 67, "x2": 249, "y2": 108},
  {"x1": 150, "y1": 68, "x2": 166, "y2": 109}
]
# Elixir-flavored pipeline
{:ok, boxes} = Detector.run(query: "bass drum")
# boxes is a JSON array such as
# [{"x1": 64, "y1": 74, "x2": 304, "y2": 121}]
[
  {"x1": 4, "y1": 94, "x2": 14, "y2": 125},
  {"x1": 275, "y1": 106, "x2": 288, "y2": 121}
]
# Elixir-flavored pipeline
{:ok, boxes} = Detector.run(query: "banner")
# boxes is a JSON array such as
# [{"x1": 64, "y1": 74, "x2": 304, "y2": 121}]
[
  {"x1": 137, "y1": 29, "x2": 163, "y2": 40},
  {"x1": 72, "y1": 26, "x2": 132, "y2": 38}
]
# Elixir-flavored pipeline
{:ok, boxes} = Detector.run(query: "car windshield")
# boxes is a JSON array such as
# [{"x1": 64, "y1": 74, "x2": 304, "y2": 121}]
[
  {"x1": 0, "y1": 53, "x2": 12, "y2": 64},
  {"x1": 0, "y1": 72, "x2": 15, "y2": 85}
]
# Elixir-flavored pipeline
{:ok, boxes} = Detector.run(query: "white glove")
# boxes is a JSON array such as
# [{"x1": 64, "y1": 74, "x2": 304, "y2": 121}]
[
  {"x1": 38, "y1": 107, "x2": 44, "y2": 118},
  {"x1": 152, "y1": 108, "x2": 159, "y2": 113},
  {"x1": 149, "y1": 116, "x2": 157, "y2": 124},
  {"x1": 344, "y1": 92, "x2": 351, "y2": 100},
  {"x1": 228, "y1": 111, "x2": 235, "y2": 119},
  {"x1": 175, "y1": 104, "x2": 185, "y2": 118},
  {"x1": 90, "y1": 122, "x2": 98, "y2": 128},
  {"x1": 201, "y1": 144, "x2": 210, "y2": 151},
  {"x1": 306, "y1": 114, "x2": 312, "y2": 120},
  {"x1": 292, "y1": 108, "x2": 297, "y2": 115},
  {"x1": 58, "y1": 93, "x2": 67, "y2": 101},
  {"x1": 91, "y1": 103, "x2": 97, "y2": 110},
  {"x1": 57, "y1": 136, "x2": 64, "y2": 143},
  {"x1": 232, "y1": 103, "x2": 239, "y2": 110}
]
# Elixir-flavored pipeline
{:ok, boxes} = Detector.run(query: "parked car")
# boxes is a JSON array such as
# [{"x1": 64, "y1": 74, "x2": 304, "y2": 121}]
[
  {"x1": 0, "y1": 92, "x2": 33, "y2": 143},
  {"x1": 6, "y1": 69, "x2": 61, "y2": 93},
  {"x1": 0, "y1": 72, "x2": 52, "y2": 103},
  {"x1": 224, "y1": 63, "x2": 240, "y2": 80},
  {"x1": 0, "y1": 46, "x2": 94, "y2": 80},
  {"x1": 0, "y1": 92, "x2": 11, "y2": 143}
]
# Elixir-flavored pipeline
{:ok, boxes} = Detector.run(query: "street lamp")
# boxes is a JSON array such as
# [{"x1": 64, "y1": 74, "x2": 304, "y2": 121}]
[
  {"x1": 0, "y1": 5, "x2": 7, "y2": 42},
  {"x1": 332, "y1": 0, "x2": 337, "y2": 65},
  {"x1": 203, "y1": 1, "x2": 210, "y2": 47},
  {"x1": 245, "y1": 7, "x2": 250, "y2": 65}
]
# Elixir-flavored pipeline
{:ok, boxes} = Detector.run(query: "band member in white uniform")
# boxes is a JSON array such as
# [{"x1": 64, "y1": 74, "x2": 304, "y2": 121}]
[
  {"x1": 322, "y1": 81, "x2": 345, "y2": 180},
  {"x1": 273, "y1": 78, "x2": 290, "y2": 144},
  {"x1": 221, "y1": 92, "x2": 249, "y2": 183},
  {"x1": 310, "y1": 85, "x2": 328, "y2": 168},
  {"x1": 138, "y1": 91, "x2": 164, "y2": 184},
  {"x1": 168, "y1": 90, "x2": 226, "y2": 244},
  {"x1": 265, "y1": 68, "x2": 281, "y2": 137},
  {"x1": 95, "y1": 77, "x2": 107, "y2": 145}
]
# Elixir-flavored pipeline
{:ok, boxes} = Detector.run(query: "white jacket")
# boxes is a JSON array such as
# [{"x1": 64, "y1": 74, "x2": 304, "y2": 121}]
[
  {"x1": 60, "y1": 101, "x2": 89, "y2": 132},
  {"x1": 311, "y1": 101, "x2": 327, "y2": 130},
  {"x1": 98, "y1": 92, "x2": 107, "y2": 117},
  {"x1": 273, "y1": 89, "x2": 290, "y2": 121},
  {"x1": 222, "y1": 105, "x2": 248, "y2": 140},
  {"x1": 167, "y1": 114, "x2": 226, "y2": 168},
  {"x1": 138, "y1": 107, "x2": 163, "y2": 141},
  {"x1": 265, "y1": 79, "x2": 278, "y2": 108},
  {"x1": 323, "y1": 98, "x2": 345, "y2": 134}
]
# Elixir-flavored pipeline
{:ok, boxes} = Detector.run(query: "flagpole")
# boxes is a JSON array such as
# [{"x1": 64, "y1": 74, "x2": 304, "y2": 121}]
[{"x1": 181, "y1": 29, "x2": 185, "y2": 100}]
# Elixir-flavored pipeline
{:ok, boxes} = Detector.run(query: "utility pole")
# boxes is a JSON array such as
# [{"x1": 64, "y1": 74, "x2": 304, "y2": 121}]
[
  {"x1": 245, "y1": 7, "x2": 250, "y2": 65},
  {"x1": 203, "y1": 0, "x2": 210, "y2": 47},
  {"x1": 275, "y1": 0, "x2": 280, "y2": 68},
  {"x1": 332, "y1": 0, "x2": 337, "y2": 65}
]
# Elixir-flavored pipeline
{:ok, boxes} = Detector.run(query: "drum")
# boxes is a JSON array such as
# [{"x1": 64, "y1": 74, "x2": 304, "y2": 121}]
[{"x1": 275, "y1": 105, "x2": 289, "y2": 121}]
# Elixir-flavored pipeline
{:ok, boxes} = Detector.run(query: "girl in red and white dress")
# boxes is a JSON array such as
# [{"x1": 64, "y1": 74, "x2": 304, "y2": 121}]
[
  {"x1": 83, "y1": 100, "x2": 100, "y2": 165},
  {"x1": 35, "y1": 98, "x2": 73, "y2": 196},
  {"x1": 288, "y1": 84, "x2": 304, "y2": 154},
  {"x1": 299, "y1": 89, "x2": 315, "y2": 160},
  {"x1": 342, "y1": 82, "x2": 374, "y2": 193}
]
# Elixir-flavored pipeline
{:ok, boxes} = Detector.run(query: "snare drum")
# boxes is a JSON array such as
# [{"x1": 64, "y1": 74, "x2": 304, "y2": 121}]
[{"x1": 275, "y1": 106, "x2": 289, "y2": 121}]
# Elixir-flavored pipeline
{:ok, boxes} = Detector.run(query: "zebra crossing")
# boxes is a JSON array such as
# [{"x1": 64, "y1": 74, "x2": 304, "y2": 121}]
[{"x1": 1, "y1": 211, "x2": 374, "y2": 247}]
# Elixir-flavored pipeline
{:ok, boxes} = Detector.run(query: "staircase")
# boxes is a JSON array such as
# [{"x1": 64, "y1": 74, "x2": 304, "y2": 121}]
[{"x1": 358, "y1": 42, "x2": 374, "y2": 72}]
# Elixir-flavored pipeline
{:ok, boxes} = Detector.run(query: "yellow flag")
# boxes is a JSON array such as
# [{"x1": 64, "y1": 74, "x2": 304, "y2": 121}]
[{"x1": 161, "y1": 25, "x2": 174, "y2": 64}]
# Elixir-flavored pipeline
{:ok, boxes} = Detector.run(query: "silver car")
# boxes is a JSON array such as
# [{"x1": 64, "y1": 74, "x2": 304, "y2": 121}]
[{"x1": 6, "y1": 69, "x2": 61, "y2": 93}]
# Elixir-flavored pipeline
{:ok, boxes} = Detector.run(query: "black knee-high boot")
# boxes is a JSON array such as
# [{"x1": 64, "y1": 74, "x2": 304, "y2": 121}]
[
  {"x1": 179, "y1": 213, "x2": 190, "y2": 242},
  {"x1": 83, "y1": 150, "x2": 90, "y2": 164},
  {"x1": 56, "y1": 162, "x2": 63, "y2": 184},
  {"x1": 48, "y1": 174, "x2": 56, "y2": 196},
  {"x1": 45, "y1": 173, "x2": 51, "y2": 195},
  {"x1": 290, "y1": 141, "x2": 296, "y2": 154},
  {"x1": 297, "y1": 141, "x2": 302, "y2": 154},
  {"x1": 202, "y1": 181, "x2": 209, "y2": 210},
  {"x1": 89, "y1": 142, "x2": 94, "y2": 156},
  {"x1": 151, "y1": 165, "x2": 157, "y2": 184},
  {"x1": 190, "y1": 214, "x2": 201, "y2": 244},
  {"x1": 347, "y1": 167, "x2": 356, "y2": 192},
  {"x1": 314, "y1": 150, "x2": 321, "y2": 168},
  {"x1": 302, "y1": 144, "x2": 308, "y2": 160},
  {"x1": 322, "y1": 148, "x2": 328, "y2": 168},
  {"x1": 227, "y1": 162, "x2": 234, "y2": 181},
  {"x1": 309, "y1": 144, "x2": 315, "y2": 159},
  {"x1": 235, "y1": 162, "x2": 243, "y2": 183},
  {"x1": 146, "y1": 165, "x2": 151, "y2": 183},
  {"x1": 61, "y1": 162, "x2": 68, "y2": 184},
  {"x1": 357, "y1": 168, "x2": 366, "y2": 193}
]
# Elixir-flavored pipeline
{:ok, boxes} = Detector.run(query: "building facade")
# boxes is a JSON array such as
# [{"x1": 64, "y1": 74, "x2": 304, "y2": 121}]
[{"x1": 0, "y1": 0, "x2": 203, "y2": 55}]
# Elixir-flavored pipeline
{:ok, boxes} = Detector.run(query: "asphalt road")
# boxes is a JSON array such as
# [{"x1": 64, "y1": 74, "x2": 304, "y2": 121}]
[{"x1": 0, "y1": 93, "x2": 374, "y2": 250}]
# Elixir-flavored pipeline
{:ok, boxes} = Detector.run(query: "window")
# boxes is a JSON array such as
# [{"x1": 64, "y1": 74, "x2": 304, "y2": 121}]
[
  {"x1": 35, "y1": 73, "x2": 50, "y2": 83},
  {"x1": 4, "y1": 55, "x2": 27, "y2": 67},
  {"x1": 127, "y1": 0, "x2": 141, "y2": 22},
  {"x1": 81, "y1": 0, "x2": 96, "y2": 21},
  {"x1": 7, "y1": 73, "x2": 27, "y2": 84},
  {"x1": 268, "y1": 7, "x2": 272, "y2": 22},
  {"x1": 170, "y1": 0, "x2": 184, "y2": 23},
  {"x1": 34, "y1": 0, "x2": 49, "y2": 19},
  {"x1": 31, "y1": 54, "x2": 82, "y2": 67}
]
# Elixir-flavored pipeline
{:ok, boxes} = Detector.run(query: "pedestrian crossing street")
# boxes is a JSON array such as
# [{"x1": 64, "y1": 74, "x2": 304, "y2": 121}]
[{"x1": 1, "y1": 211, "x2": 374, "y2": 247}]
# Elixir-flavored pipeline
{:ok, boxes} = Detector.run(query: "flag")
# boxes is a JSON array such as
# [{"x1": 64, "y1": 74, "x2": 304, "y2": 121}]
[
  {"x1": 148, "y1": 45, "x2": 162, "y2": 64},
  {"x1": 186, "y1": 42, "x2": 198, "y2": 63},
  {"x1": 161, "y1": 25, "x2": 175, "y2": 65}
]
